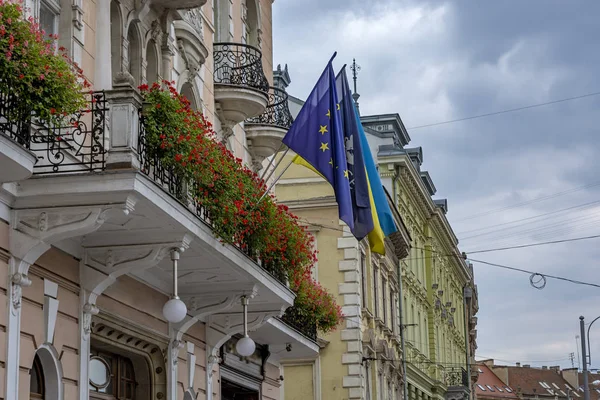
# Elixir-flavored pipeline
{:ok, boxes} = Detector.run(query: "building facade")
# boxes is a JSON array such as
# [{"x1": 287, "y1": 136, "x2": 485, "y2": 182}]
[
  {"x1": 0, "y1": 0, "x2": 317, "y2": 399},
  {"x1": 277, "y1": 83, "x2": 478, "y2": 399}
]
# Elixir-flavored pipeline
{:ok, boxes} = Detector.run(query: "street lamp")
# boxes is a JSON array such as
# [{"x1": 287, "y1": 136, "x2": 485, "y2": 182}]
[{"x1": 579, "y1": 316, "x2": 600, "y2": 400}]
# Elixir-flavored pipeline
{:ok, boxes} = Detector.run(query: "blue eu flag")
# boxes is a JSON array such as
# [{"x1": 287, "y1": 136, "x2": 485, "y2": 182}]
[
  {"x1": 336, "y1": 67, "x2": 374, "y2": 240},
  {"x1": 282, "y1": 56, "x2": 354, "y2": 231}
]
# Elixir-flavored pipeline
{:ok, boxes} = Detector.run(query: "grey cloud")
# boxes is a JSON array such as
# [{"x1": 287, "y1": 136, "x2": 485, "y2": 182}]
[{"x1": 274, "y1": 0, "x2": 600, "y2": 368}]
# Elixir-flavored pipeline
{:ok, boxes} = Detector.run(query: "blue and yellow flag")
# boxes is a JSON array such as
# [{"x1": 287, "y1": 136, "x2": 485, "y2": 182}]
[
  {"x1": 335, "y1": 67, "x2": 374, "y2": 240},
  {"x1": 282, "y1": 55, "x2": 354, "y2": 231},
  {"x1": 356, "y1": 108, "x2": 398, "y2": 242}
]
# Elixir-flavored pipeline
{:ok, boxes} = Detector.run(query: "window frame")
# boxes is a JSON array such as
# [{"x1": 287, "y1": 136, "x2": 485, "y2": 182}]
[
  {"x1": 373, "y1": 265, "x2": 379, "y2": 319},
  {"x1": 89, "y1": 347, "x2": 138, "y2": 399},
  {"x1": 382, "y1": 276, "x2": 387, "y2": 325},
  {"x1": 360, "y1": 250, "x2": 368, "y2": 309},
  {"x1": 38, "y1": 0, "x2": 60, "y2": 37},
  {"x1": 30, "y1": 354, "x2": 45, "y2": 399}
]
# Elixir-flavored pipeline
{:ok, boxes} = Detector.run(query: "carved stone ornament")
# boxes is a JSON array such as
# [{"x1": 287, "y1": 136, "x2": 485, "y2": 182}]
[
  {"x1": 207, "y1": 353, "x2": 221, "y2": 378},
  {"x1": 170, "y1": 340, "x2": 185, "y2": 367},
  {"x1": 183, "y1": 8, "x2": 204, "y2": 39},
  {"x1": 10, "y1": 273, "x2": 32, "y2": 313},
  {"x1": 82, "y1": 303, "x2": 99, "y2": 339}
]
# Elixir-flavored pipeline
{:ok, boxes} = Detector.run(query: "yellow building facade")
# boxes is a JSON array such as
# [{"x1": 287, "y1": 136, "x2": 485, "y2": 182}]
[{"x1": 276, "y1": 95, "x2": 478, "y2": 400}]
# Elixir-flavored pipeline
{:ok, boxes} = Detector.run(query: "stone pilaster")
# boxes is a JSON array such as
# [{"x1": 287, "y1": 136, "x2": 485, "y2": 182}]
[{"x1": 338, "y1": 221, "x2": 364, "y2": 399}]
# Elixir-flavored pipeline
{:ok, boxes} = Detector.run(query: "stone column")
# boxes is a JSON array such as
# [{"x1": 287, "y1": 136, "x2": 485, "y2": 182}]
[
  {"x1": 94, "y1": 0, "x2": 112, "y2": 90},
  {"x1": 105, "y1": 87, "x2": 143, "y2": 170}
]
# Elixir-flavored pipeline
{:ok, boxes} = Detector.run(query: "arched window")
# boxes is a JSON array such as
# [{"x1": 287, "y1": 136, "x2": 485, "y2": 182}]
[
  {"x1": 110, "y1": 1, "x2": 123, "y2": 83},
  {"x1": 126, "y1": 24, "x2": 142, "y2": 87},
  {"x1": 90, "y1": 347, "x2": 139, "y2": 400},
  {"x1": 244, "y1": 0, "x2": 260, "y2": 47},
  {"x1": 146, "y1": 40, "x2": 159, "y2": 85},
  {"x1": 30, "y1": 354, "x2": 45, "y2": 399},
  {"x1": 180, "y1": 82, "x2": 198, "y2": 111}
]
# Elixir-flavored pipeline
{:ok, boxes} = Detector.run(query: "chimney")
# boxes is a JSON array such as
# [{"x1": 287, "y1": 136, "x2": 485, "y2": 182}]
[
  {"x1": 542, "y1": 366, "x2": 548, "y2": 370},
  {"x1": 524, "y1": 365, "x2": 531, "y2": 368},
  {"x1": 550, "y1": 366, "x2": 560, "y2": 372},
  {"x1": 516, "y1": 362, "x2": 521, "y2": 367}
]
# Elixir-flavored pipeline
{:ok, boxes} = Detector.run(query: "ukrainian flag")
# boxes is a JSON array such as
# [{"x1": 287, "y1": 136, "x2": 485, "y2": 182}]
[{"x1": 355, "y1": 106, "x2": 398, "y2": 254}]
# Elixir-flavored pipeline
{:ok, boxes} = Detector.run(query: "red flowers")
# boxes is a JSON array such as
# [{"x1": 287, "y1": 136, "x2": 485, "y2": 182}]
[
  {"x1": 0, "y1": 0, "x2": 88, "y2": 125},
  {"x1": 140, "y1": 82, "x2": 343, "y2": 334}
]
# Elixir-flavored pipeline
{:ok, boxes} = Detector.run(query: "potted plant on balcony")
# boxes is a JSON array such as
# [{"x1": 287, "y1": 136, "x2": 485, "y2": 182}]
[
  {"x1": 0, "y1": 0, "x2": 89, "y2": 130},
  {"x1": 139, "y1": 82, "x2": 344, "y2": 336}
]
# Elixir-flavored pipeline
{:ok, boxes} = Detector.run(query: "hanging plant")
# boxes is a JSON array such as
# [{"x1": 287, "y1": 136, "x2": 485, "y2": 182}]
[
  {"x1": 0, "y1": 0, "x2": 89, "y2": 125},
  {"x1": 139, "y1": 81, "x2": 343, "y2": 335}
]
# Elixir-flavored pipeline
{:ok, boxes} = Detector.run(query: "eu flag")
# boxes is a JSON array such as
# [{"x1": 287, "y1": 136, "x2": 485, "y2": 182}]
[
  {"x1": 336, "y1": 67, "x2": 374, "y2": 240},
  {"x1": 282, "y1": 56, "x2": 354, "y2": 231}
]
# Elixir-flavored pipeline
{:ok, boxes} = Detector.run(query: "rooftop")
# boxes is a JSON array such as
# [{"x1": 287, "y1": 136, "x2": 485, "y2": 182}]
[{"x1": 475, "y1": 363, "x2": 519, "y2": 399}]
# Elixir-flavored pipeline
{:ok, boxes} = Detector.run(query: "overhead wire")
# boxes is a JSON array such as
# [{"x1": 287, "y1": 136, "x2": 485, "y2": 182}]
[
  {"x1": 465, "y1": 234, "x2": 600, "y2": 255},
  {"x1": 453, "y1": 180, "x2": 600, "y2": 222},
  {"x1": 457, "y1": 199, "x2": 600, "y2": 238},
  {"x1": 407, "y1": 90, "x2": 600, "y2": 130},
  {"x1": 469, "y1": 258, "x2": 600, "y2": 289}
]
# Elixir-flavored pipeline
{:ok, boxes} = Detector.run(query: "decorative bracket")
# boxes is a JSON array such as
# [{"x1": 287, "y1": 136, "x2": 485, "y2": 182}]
[{"x1": 81, "y1": 235, "x2": 193, "y2": 309}]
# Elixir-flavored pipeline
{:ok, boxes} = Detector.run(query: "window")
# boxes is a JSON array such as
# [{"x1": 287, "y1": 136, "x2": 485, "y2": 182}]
[
  {"x1": 222, "y1": 379, "x2": 259, "y2": 400},
  {"x1": 373, "y1": 267, "x2": 379, "y2": 318},
  {"x1": 382, "y1": 277, "x2": 387, "y2": 324},
  {"x1": 360, "y1": 251, "x2": 368, "y2": 309},
  {"x1": 540, "y1": 382, "x2": 550, "y2": 389},
  {"x1": 390, "y1": 291, "x2": 395, "y2": 332},
  {"x1": 90, "y1": 348, "x2": 138, "y2": 399},
  {"x1": 477, "y1": 384, "x2": 486, "y2": 391},
  {"x1": 505, "y1": 387, "x2": 513, "y2": 393},
  {"x1": 553, "y1": 383, "x2": 560, "y2": 390},
  {"x1": 30, "y1": 354, "x2": 45, "y2": 399},
  {"x1": 486, "y1": 385, "x2": 495, "y2": 392},
  {"x1": 39, "y1": 0, "x2": 59, "y2": 38},
  {"x1": 495, "y1": 386, "x2": 504, "y2": 392},
  {"x1": 478, "y1": 368, "x2": 483, "y2": 373}
]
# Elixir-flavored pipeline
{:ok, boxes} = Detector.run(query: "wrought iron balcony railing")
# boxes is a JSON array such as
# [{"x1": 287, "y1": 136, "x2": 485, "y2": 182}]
[
  {"x1": 446, "y1": 367, "x2": 469, "y2": 387},
  {"x1": 213, "y1": 42, "x2": 269, "y2": 93},
  {"x1": 0, "y1": 91, "x2": 107, "y2": 174},
  {"x1": 279, "y1": 305, "x2": 317, "y2": 342},
  {"x1": 137, "y1": 112, "x2": 287, "y2": 286},
  {"x1": 245, "y1": 86, "x2": 294, "y2": 129}
]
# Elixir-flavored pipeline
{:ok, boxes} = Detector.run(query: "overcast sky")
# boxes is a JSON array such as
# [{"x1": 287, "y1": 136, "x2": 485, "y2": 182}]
[{"x1": 273, "y1": 1, "x2": 600, "y2": 370}]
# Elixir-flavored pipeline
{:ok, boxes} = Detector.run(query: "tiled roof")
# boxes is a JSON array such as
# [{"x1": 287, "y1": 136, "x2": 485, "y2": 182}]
[
  {"x1": 578, "y1": 372, "x2": 600, "y2": 400},
  {"x1": 503, "y1": 366, "x2": 578, "y2": 399},
  {"x1": 475, "y1": 364, "x2": 519, "y2": 399}
]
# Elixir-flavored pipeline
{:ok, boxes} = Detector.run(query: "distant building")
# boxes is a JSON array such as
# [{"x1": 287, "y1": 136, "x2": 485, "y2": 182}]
[
  {"x1": 489, "y1": 361, "x2": 579, "y2": 400},
  {"x1": 561, "y1": 368, "x2": 600, "y2": 400},
  {"x1": 474, "y1": 362, "x2": 518, "y2": 400}
]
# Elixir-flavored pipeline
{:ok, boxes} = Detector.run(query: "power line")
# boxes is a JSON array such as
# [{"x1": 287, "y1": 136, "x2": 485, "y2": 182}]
[
  {"x1": 465, "y1": 234, "x2": 600, "y2": 255},
  {"x1": 458, "y1": 199, "x2": 600, "y2": 239},
  {"x1": 453, "y1": 181, "x2": 600, "y2": 222},
  {"x1": 469, "y1": 258, "x2": 600, "y2": 289},
  {"x1": 407, "y1": 91, "x2": 600, "y2": 130}
]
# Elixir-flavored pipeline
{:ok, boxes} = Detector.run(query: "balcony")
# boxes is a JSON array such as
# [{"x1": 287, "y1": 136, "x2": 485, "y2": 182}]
[
  {"x1": 0, "y1": 91, "x2": 106, "y2": 183},
  {"x1": 149, "y1": 0, "x2": 207, "y2": 9},
  {"x1": 8, "y1": 86, "x2": 295, "y2": 355},
  {"x1": 213, "y1": 43, "x2": 269, "y2": 126},
  {"x1": 250, "y1": 305, "x2": 320, "y2": 362},
  {"x1": 245, "y1": 86, "x2": 294, "y2": 166},
  {"x1": 445, "y1": 367, "x2": 470, "y2": 400}
]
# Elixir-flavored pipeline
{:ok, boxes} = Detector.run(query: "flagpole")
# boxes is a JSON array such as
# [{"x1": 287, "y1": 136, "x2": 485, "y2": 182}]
[
  {"x1": 257, "y1": 156, "x2": 295, "y2": 204},
  {"x1": 261, "y1": 147, "x2": 289, "y2": 184},
  {"x1": 260, "y1": 143, "x2": 285, "y2": 181}
]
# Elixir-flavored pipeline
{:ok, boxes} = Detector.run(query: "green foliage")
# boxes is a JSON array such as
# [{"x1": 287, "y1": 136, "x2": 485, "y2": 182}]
[{"x1": 0, "y1": 0, "x2": 88, "y2": 125}]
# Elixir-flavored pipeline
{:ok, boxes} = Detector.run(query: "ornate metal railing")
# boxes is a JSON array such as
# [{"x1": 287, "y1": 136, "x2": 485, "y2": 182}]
[
  {"x1": 213, "y1": 42, "x2": 269, "y2": 93},
  {"x1": 279, "y1": 306, "x2": 317, "y2": 342},
  {"x1": 0, "y1": 90, "x2": 33, "y2": 147},
  {"x1": 138, "y1": 112, "x2": 288, "y2": 285},
  {"x1": 0, "y1": 91, "x2": 107, "y2": 173},
  {"x1": 446, "y1": 367, "x2": 469, "y2": 387},
  {"x1": 245, "y1": 86, "x2": 293, "y2": 129}
]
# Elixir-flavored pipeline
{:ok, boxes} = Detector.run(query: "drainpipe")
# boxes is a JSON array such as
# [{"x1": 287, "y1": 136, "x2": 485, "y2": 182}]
[
  {"x1": 398, "y1": 262, "x2": 409, "y2": 400},
  {"x1": 463, "y1": 285, "x2": 472, "y2": 400}
]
